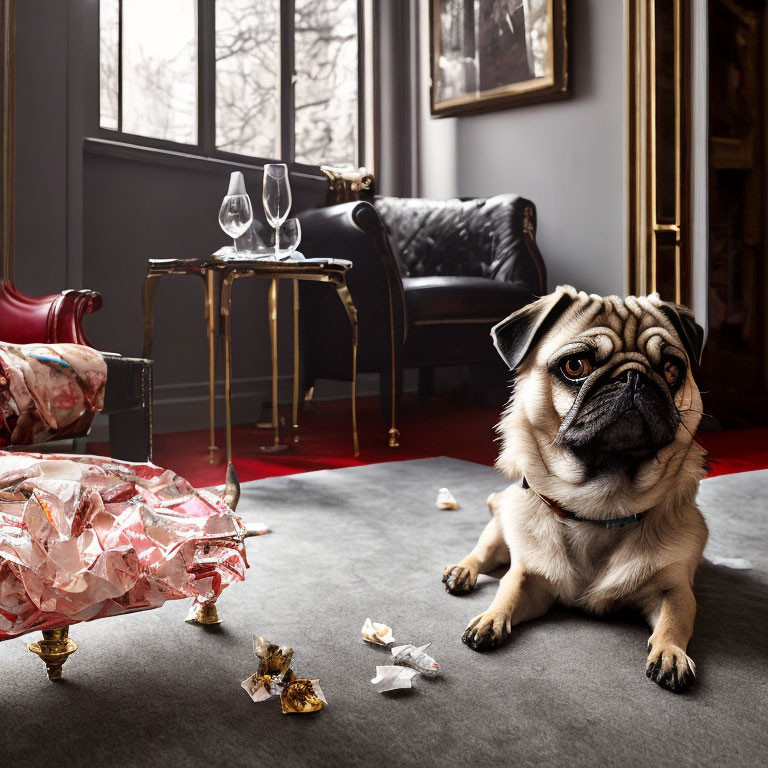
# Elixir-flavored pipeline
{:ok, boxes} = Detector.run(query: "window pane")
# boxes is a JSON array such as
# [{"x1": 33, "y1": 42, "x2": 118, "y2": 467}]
[
  {"x1": 122, "y1": 0, "x2": 197, "y2": 144},
  {"x1": 294, "y1": 0, "x2": 358, "y2": 166},
  {"x1": 99, "y1": 0, "x2": 119, "y2": 130},
  {"x1": 216, "y1": 0, "x2": 280, "y2": 159}
]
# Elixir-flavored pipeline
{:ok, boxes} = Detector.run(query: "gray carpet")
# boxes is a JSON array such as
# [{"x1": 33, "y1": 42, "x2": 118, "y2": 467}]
[{"x1": 1, "y1": 458, "x2": 766, "y2": 767}]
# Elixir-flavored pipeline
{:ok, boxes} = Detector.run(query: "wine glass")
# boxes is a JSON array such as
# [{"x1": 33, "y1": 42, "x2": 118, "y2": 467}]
[
  {"x1": 271, "y1": 218, "x2": 302, "y2": 260},
  {"x1": 262, "y1": 163, "x2": 292, "y2": 259},
  {"x1": 219, "y1": 171, "x2": 253, "y2": 253}
]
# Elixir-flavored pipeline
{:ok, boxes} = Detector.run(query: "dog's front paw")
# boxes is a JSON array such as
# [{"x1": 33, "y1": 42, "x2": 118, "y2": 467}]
[
  {"x1": 442, "y1": 564, "x2": 477, "y2": 594},
  {"x1": 462, "y1": 611, "x2": 512, "y2": 652},
  {"x1": 645, "y1": 641, "x2": 696, "y2": 692}
]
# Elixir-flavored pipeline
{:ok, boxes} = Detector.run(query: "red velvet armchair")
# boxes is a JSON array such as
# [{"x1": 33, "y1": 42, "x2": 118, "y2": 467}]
[{"x1": 0, "y1": 281, "x2": 153, "y2": 461}]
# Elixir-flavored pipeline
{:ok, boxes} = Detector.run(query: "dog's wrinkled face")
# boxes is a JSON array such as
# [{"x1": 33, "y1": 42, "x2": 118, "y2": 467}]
[{"x1": 493, "y1": 287, "x2": 705, "y2": 503}]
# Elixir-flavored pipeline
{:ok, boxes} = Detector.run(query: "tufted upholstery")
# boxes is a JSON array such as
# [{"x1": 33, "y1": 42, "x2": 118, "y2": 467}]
[
  {"x1": 297, "y1": 194, "x2": 545, "y2": 423},
  {"x1": 374, "y1": 195, "x2": 545, "y2": 292}
]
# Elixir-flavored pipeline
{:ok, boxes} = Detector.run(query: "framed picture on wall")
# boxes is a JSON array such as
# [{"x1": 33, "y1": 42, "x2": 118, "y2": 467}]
[{"x1": 430, "y1": 0, "x2": 569, "y2": 117}]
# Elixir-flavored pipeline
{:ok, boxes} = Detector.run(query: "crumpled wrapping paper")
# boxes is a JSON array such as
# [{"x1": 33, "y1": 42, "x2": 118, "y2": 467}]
[
  {"x1": 0, "y1": 451, "x2": 247, "y2": 640},
  {"x1": 0, "y1": 343, "x2": 107, "y2": 447}
]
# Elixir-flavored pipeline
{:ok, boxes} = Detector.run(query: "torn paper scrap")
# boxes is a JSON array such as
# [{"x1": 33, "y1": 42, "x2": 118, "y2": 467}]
[
  {"x1": 362, "y1": 618, "x2": 395, "y2": 645},
  {"x1": 708, "y1": 556, "x2": 753, "y2": 570},
  {"x1": 436, "y1": 488, "x2": 459, "y2": 510},
  {"x1": 391, "y1": 643, "x2": 439, "y2": 677},
  {"x1": 370, "y1": 665, "x2": 419, "y2": 693}
]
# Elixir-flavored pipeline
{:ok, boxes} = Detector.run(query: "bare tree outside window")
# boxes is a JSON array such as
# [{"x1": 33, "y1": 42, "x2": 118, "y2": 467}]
[
  {"x1": 215, "y1": 0, "x2": 280, "y2": 158},
  {"x1": 99, "y1": 0, "x2": 361, "y2": 165},
  {"x1": 294, "y1": 0, "x2": 358, "y2": 165},
  {"x1": 99, "y1": 0, "x2": 119, "y2": 131},
  {"x1": 122, "y1": 0, "x2": 198, "y2": 144}
]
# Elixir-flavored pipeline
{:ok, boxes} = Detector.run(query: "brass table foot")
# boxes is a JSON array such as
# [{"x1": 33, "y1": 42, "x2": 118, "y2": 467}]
[
  {"x1": 388, "y1": 428, "x2": 401, "y2": 448},
  {"x1": 259, "y1": 443, "x2": 290, "y2": 454},
  {"x1": 185, "y1": 600, "x2": 222, "y2": 625},
  {"x1": 28, "y1": 627, "x2": 77, "y2": 681},
  {"x1": 208, "y1": 445, "x2": 219, "y2": 465}
]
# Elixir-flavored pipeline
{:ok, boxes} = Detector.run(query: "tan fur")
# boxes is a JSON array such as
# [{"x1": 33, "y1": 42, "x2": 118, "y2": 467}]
[{"x1": 444, "y1": 286, "x2": 708, "y2": 691}]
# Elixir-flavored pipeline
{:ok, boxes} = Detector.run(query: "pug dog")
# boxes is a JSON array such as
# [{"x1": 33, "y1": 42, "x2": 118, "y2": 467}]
[{"x1": 442, "y1": 286, "x2": 707, "y2": 692}]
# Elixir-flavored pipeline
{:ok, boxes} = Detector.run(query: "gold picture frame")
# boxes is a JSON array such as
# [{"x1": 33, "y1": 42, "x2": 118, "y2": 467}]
[{"x1": 430, "y1": 0, "x2": 569, "y2": 117}]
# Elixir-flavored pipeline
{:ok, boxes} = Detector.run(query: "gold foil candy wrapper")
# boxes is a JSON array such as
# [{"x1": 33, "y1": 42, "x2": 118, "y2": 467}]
[
  {"x1": 362, "y1": 618, "x2": 395, "y2": 646},
  {"x1": 253, "y1": 635, "x2": 294, "y2": 678},
  {"x1": 391, "y1": 643, "x2": 440, "y2": 677},
  {"x1": 436, "y1": 487, "x2": 459, "y2": 510},
  {"x1": 243, "y1": 635, "x2": 325, "y2": 714},
  {"x1": 280, "y1": 679, "x2": 327, "y2": 714}
]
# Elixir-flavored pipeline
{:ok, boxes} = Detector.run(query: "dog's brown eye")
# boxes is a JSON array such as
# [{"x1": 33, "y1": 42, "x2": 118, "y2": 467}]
[
  {"x1": 561, "y1": 356, "x2": 593, "y2": 380},
  {"x1": 663, "y1": 359, "x2": 680, "y2": 387}
]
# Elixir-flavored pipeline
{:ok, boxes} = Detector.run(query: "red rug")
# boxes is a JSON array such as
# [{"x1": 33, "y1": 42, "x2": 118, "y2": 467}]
[{"x1": 89, "y1": 395, "x2": 768, "y2": 488}]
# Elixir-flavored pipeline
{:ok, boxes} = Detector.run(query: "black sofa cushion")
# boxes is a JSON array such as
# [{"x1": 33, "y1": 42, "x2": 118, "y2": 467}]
[{"x1": 403, "y1": 276, "x2": 536, "y2": 325}]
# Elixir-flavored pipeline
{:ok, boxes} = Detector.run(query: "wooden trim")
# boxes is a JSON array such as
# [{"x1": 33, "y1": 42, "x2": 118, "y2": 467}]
[
  {"x1": 627, "y1": 0, "x2": 692, "y2": 305},
  {"x1": 83, "y1": 136, "x2": 327, "y2": 183},
  {"x1": 0, "y1": 0, "x2": 14, "y2": 284},
  {"x1": 429, "y1": 0, "x2": 569, "y2": 118}
]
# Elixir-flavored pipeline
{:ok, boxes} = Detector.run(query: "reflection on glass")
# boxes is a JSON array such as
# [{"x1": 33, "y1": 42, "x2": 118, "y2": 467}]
[
  {"x1": 216, "y1": 0, "x2": 280, "y2": 158},
  {"x1": 122, "y1": 0, "x2": 197, "y2": 143},
  {"x1": 294, "y1": 0, "x2": 358, "y2": 165},
  {"x1": 272, "y1": 218, "x2": 302, "y2": 259},
  {"x1": 263, "y1": 164, "x2": 292, "y2": 259},
  {"x1": 99, "y1": 0, "x2": 119, "y2": 130}
]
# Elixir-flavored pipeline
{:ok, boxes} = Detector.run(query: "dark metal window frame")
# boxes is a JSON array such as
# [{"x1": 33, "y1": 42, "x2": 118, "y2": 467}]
[{"x1": 94, "y1": 0, "x2": 367, "y2": 173}]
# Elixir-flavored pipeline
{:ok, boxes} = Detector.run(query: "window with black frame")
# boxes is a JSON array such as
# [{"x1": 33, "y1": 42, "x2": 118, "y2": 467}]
[{"x1": 99, "y1": 0, "x2": 365, "y2": 167}]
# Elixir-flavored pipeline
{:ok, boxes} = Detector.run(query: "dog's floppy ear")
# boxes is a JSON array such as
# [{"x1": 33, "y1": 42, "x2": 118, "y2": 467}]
[
  {"x1": 492, "y1": 289, "x2": 575, "y2": 371},
  {"x1": 659, "y1": 302, "x2": 705, "y2": 367}
]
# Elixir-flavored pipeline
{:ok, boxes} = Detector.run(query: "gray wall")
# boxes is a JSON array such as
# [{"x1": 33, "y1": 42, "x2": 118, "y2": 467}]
[{"x1": 418, "y1": 0, "x2": 627, "y2": 297}]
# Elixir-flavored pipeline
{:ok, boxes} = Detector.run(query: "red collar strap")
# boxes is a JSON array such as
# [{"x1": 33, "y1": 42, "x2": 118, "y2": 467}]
[{"x1": 520, "y1": 477, "x2": 647, "y2": 529}]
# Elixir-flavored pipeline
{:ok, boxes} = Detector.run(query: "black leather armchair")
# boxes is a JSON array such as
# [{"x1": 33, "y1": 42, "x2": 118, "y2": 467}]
[{"x1": 297, "y1": 194, "x2": 546, "y2": 429}]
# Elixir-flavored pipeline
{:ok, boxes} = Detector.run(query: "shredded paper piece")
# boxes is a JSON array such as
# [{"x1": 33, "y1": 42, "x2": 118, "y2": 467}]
[
  {"x1": 436, "y1": 487, "x2": 459, "y2": 510},
  {"x1": 240, "y1": 635, "x2": 326, "y2": 714},
  {"x1": 391, "y1": 643, "x2": 440, "y2": 677},
  {"x1": 371, "y1": 665, "x2": 419, "y2": 692},
  {"x1": 362, "y1": 618, "x2": 395, "y2": 646},
  {"x1": 0, "y1": 451, "x2": 247, "y2": 641}
]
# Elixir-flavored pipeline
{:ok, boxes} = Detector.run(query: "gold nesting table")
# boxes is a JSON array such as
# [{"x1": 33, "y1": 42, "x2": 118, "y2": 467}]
[{"x1": 142, "y1": 254, "x2": 360, "y2": 463}]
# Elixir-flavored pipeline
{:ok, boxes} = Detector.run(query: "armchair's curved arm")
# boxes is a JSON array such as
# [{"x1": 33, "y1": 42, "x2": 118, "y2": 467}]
[{"x1": 0, "y1": 282, "x2": 103, "y2": 346}]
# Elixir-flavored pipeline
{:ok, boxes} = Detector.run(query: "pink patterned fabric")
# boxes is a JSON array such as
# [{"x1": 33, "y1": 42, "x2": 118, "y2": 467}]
[
  {"x1": 0, "y1": 452, "x2": 248, "y2": 640},
  {"x1": 0, "y1": 342, "x2": 107, "y2": 447}
]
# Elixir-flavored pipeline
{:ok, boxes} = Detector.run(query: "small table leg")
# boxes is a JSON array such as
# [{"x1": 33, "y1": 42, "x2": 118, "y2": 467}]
[
  {"x1": 141, "y1": 273, "x2": 162, "y2": 359},
  {"x1": 205, "y1": 269, "x2": 219, "y2": 464},
  {"x1": 335, "y1": 282, "x2": 360, "y2": 457},
  {"x1": 292, "y1": 279, "x2": 300, "y2": 444},
  {"x1": 221, "y1": 273, "x2": 237, "y2": 465},
  {"x1": 260, "y1": 279, "x2": 289, "y2": 454}
]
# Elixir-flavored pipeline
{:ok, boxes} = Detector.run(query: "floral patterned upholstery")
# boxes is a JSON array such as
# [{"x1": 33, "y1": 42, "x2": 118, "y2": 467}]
[{"x1": 0, "y1": 342, "x2": 107, "y2": 447}]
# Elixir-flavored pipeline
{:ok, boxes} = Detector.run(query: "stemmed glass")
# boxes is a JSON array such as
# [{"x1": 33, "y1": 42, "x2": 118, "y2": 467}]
[
  {"x1": 272, "y1": 218, "x2": 302, "y2": 260},
  {"x1": 219, "y1": 171, "x2": 254, "y2": 252},
  {"x1": 262, "y1": 163, "x2": 292, "y2": 260}
]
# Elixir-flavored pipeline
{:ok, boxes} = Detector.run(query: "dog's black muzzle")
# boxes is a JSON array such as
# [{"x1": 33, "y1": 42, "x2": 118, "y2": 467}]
[{"x1": 559, "y1": 369, "x2": 679, "y2": 475}]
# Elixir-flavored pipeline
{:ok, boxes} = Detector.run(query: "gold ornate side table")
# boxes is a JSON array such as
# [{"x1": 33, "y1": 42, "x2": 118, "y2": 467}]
[{"x1": 142, "y1": 254, "x2": 360, "y2": 464}]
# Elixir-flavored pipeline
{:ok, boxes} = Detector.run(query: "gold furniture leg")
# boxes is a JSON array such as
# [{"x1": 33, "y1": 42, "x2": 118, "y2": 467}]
[
  {"x1": 386, "y1": 281, "x2": 400, "y2": 448},
  {"x1": 260, "y1": 279, "x2": 288, "y2": 454},
  {"x1": 205, "y1": 269, "x2": 218, "y2": 464},
  {"x1": 221, "y1": 273, "x2": 236, "y2": 465},
  {"x1": 292, "y1": 279, "x2": 300, "y2": 444},
  {"x1": 28, "y1": 627, "x2": 77, "y2": 681},
  {"x1": 269, "y1": 278, "x2": 279, "y2": 447},
  {"x1": 335, "y1": 282, "x2": 360, "y2": 457},
  {"x1": 142, "y1": 272, "x2": 162, "y2": 359},
  {"x1": 186, "y1": 599, "x2": 221, "y2": 625}
]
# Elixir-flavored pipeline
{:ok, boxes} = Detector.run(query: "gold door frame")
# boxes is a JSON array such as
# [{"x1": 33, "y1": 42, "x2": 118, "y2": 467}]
[
  {"x1": 0, "y1": 0, "x2": 15, "y2": 284},
  {"x1": 627, "y1": 0, "x2": 691, "y2": 305}
]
